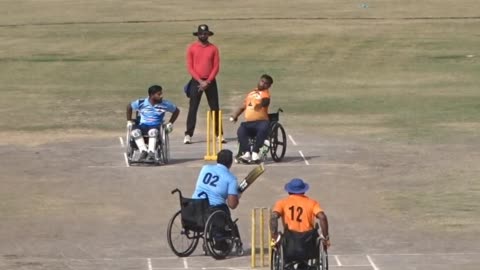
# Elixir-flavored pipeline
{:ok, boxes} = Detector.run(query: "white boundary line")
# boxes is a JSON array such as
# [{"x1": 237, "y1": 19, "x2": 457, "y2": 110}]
[
  {"x1": 183, "y1": 258, "x2": 188, "y2": 269},
  {"x1": 366, "y1": 255, "x2": 379, "y2": 270},
  {"x1": 119, "y1": 136, "x2": 124, "y2": 147},
  {"x1": 86, "y1": 162, "x2": 361, "y2": 169},
  {"x1": 298, "y1": 150, "x2": 310, "y2": 165},
  {"x1": 123, "y1": 153, "x2": 130, "y2": 167},
  {"x1": 147, "y1": 258, "x2": 153, "y2": 270},
  {"x1": 335, "y1": 255, "x2": 342, "y2": 266},
  {"x1": 288, "y1": 134, "x2": 297, "y2": 146}
]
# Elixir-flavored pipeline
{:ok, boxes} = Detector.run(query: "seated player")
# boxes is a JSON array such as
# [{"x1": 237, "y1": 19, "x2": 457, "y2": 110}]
[
  {"x1": 229, "y1": 74, "x2": 273, "y2": 163},
  {"x1": 270, "y1": 178, "x2": 331, "y2": 267},
  {"x1": 126, "y1": 85, "x2": 180, "y2": 161},
  {"x1": 192, "y1": 149, "x2": 242, "y2": 251}
]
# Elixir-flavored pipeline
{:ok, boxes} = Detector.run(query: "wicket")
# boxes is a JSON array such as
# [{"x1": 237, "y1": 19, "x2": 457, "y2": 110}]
[
  {"x1": 251, "y1": 207, "x2": 272, "y2": 268},
  {"x1": 204, "y1": 110, "x2": 223, "y2": 161}
]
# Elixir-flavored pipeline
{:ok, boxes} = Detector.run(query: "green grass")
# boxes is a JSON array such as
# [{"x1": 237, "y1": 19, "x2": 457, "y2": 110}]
[{"x1": 1, "y1": 19, "x2": 479, "y2": 141}]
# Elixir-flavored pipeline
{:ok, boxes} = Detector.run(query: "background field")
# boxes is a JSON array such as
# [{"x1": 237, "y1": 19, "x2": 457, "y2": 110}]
[{"x1": 0, "y1": 1, "x2": 479, "y2": 269}]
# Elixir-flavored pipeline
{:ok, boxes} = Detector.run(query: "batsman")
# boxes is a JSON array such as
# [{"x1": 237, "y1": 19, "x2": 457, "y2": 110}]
[{"x1": 192, "y1": 149, "x2": 265, "y2": 253}]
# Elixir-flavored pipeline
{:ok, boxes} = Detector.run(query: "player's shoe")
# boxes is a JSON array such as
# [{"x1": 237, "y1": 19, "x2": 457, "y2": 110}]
[
  {"x1": 251, "y1": 152, "x2": 261, "y2": 163},
  {"x1": 238, "y1": 152, "x2": 251, "y2": 163},
  {"x1": 183, "y1": 135, "x2": 191, "y2": 144}
]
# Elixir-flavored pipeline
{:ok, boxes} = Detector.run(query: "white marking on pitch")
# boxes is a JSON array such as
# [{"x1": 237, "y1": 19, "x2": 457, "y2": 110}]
[
  {"x1": 335, "y1": 255, "x2": 342, "y2": 266},
  {"x1": 183, "y1": 258, "x2": 188, "y2": 269},
  {"x1": 298, "y1": 150, "x2": 310, "y2": 165},
  {"x1": 288, "y1": 134, "x2": 297, "y2": 146},
  {"x1": 124, "y1": 153, "x2": 130, "y2": 167},
  {"x1": 147, "y1": 258, "x2": 153, "y2": 270},
  {"x1": 119, "y1": 136, "x2": 124, "y2": 147},
  {"x1": 366, "y1": 255, "x2": 379, "y2": 270}
]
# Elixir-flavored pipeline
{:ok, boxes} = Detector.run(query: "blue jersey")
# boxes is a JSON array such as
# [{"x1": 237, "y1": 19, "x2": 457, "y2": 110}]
[
  {"x1": 131, "y1": 98, "x2": 177, "y2": 126},
  {"x1": 192, "y1": 164, "x2": 239, "y2": 206}
]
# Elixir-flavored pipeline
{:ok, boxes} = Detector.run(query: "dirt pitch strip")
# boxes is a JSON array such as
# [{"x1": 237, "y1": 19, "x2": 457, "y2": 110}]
[{"x1": 1, "y1": 129, "x2": 479, "y2": 270}]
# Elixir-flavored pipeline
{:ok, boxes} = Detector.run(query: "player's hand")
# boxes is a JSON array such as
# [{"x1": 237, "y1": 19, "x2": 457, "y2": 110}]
[
  {"x1": 271, "y1": 233, "x2": 281, "y2": 246},
  {"x1": 198, "y1": 80, "x2": 209, "y2": 91},
  {"x1": 127, "y1": 120, "x2": 134, "y2": 128},
  {"x1": 165, "y1": 122, "x2": 173, "y2": 133},
  {"x1": 323, "y1": 239, "x2": 331, "y2": 250}
]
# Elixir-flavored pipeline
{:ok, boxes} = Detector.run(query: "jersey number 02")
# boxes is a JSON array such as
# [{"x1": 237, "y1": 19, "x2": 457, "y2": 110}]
[{"x1": 202, "y1": 173, "x2": 219, "y2": 187}]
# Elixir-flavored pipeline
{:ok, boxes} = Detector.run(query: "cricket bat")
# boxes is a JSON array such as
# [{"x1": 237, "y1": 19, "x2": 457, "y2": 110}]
[{"x1": 238, "y1": 163, "x2": 265, "y2": 193}]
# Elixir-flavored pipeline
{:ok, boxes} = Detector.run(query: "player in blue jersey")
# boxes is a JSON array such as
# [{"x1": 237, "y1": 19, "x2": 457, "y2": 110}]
[
  {"x1": 192, "y1": 149, "x2": 242, "y2": 252},
  {"x1": 127, "y1": 85, "x2": 180, "y2": 160}
]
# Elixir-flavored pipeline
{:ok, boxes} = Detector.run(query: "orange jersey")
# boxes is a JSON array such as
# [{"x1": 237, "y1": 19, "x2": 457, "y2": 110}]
[
  {"x1": 272, "y1": 194, "x2": 323, "y2": 233},
  {"x1": 244, "y1": 88, "x2": 270, "y2": 122}
]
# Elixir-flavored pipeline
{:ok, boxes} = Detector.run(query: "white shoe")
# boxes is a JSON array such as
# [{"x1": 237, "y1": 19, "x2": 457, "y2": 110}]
[
  {"x1": 184, "y1": 135, "x2": 191, "y2": 144},
  {"x1": 238, "y1": 152, "x2": 251, "y2": 163},
  {"x1": 251, "y1": 152, "x2": 260, "y2": 162},
  {"x1": 218, "y1": 136, "x2": 227, "y2": 144}
]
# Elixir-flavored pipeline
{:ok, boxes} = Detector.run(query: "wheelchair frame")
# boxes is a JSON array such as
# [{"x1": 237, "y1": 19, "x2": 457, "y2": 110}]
[
  {"x1": 270, "y1": 228, "x2": 328, "y2": 270},
  {"x1": 268, "y1": 108, "x2": 287, "y2": 162},
  {"x1": 236, "y1": 108, "x2": 287, "y2": 163},
  {"x1": 125, "y1": 117, "x2": 170, "y2": 166},
  {"x1": 166, "y1": 189, "x2": 244, "y2": 259}
]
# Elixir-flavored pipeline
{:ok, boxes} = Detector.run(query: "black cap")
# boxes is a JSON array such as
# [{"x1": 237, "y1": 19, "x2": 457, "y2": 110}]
[{"x1": 193, "y1": 24, "x2": 214, "y2": 36}]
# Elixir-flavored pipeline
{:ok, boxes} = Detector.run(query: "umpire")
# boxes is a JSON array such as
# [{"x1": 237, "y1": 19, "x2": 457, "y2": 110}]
[{"x1": 184, "y1": 24, "x2": 225, "y2": 144}]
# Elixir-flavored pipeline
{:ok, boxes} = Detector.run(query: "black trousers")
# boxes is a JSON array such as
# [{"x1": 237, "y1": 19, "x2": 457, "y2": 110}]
[{"x1": 185, "y1": 79, "x2": 223, "y2": 137}]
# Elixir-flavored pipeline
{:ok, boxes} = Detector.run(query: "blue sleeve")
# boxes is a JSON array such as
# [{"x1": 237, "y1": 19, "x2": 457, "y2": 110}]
[
  {"x1": 227, "y1": 175, "x2": 239, "y2": 196},
  {"x1": 131, "y1": 99, "x2": 141, "y2": 110},
  {"x1": 164, "y1": 100, "x2": 177, "y2": 113}
]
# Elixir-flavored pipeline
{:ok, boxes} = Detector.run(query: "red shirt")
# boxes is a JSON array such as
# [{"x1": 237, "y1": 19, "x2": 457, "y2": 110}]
[{"x1": 186, "y1": 41, "x2": 220, "y2": 82}]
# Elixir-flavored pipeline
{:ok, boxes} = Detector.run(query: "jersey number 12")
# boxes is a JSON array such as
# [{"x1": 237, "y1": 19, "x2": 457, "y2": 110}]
[{"x1": 288, "y1": 206, "x2": 303, "y2": 222}]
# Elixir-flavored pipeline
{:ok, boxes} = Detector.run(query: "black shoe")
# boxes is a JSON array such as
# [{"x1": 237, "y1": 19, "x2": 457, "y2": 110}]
[
  {"x1": 139, "y1": 150, "x2": 148, "y2": 160},
  {"x1": 213, "y1": 240, "x2": 229, "y2": 251}
]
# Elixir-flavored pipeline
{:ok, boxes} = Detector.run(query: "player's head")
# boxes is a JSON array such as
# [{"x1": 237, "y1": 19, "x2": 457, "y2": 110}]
[
  {"x1": 148, "y1": 85, "x2": 163, "y2": 102},
  {"x1": 285, "y1": 178, "x2": 309, "y2": 195},
  {"x1": 258, "y1": 74, "x2": 273, "y2": 90},
  {"x1": 217, "y1": 149, "x2": 233, "y2": 169},
  {"x1": 193, "y1": 24, "x2": 213, "y2": 43}
]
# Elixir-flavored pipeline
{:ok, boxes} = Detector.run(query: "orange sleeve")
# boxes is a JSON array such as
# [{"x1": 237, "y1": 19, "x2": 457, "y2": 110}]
[
  {"x1": 272, "y1": 199, "x2": 285, "y2": 215},
  {"x1": 312, "y1": 200, "x2": 323, "y2": 216},
  {"x1": 261, "y1": 89, "x2": 271, "y2": 99}
]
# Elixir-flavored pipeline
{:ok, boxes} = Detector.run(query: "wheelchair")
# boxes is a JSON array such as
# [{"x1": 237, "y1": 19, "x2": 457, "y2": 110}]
[
  {"x1": 166, "y1": 189, "x2": 244, "y2": 259},
  {"x1": 235, "y1": 108, "x2": 287, "y2": 163},
  {"x1": 125, "y1": 116, "x2": 170, "y2": 166},
  {"x1": 271, "y1": 225, "x2": 328, "y2": 270}
]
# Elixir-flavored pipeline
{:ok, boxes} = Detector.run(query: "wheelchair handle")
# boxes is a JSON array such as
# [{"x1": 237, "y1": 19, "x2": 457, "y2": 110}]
[{"x1": 171, "y1": 188, "x2": 182, "y2": 201}]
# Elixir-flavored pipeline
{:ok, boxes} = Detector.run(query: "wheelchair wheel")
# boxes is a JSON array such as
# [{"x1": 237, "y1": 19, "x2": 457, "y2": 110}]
[
  {"x1": 270, "y1": 244, "x2": 284, "y2": 270},
  {"x1": 167, "y1": 210, "x2": 199, "y2": 257},
  {"x1": 204, "y1": 210, "x2": 234, "y2": 260},
  {"x1": 269, "y1": 123, "x2": 287, "y2": 162},
  {"x1": 160, "y1": 127, "x2": 170, "y2": 164},
  {"x1": 315, "y1": 239, "x2": 328, "y2": 270}
]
